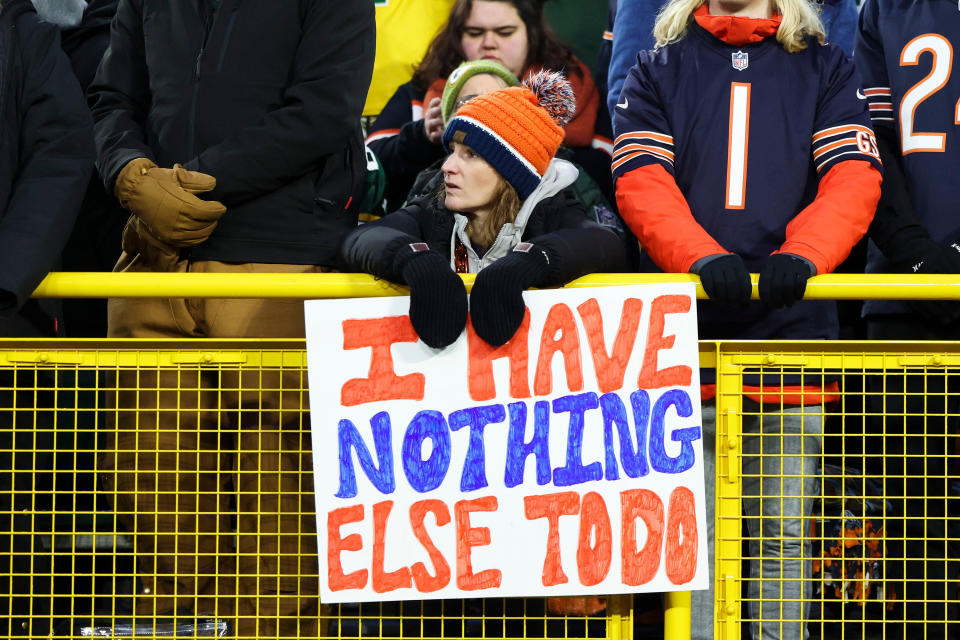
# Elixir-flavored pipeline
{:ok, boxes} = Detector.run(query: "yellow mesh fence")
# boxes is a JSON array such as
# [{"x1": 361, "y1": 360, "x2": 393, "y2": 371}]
[
  {"x1": 0, "y1": 340, "x2": 634, "y2": 640},
  {"x1": 713, "y1": 342, "x2": 960, "y2": 640},
  {"x1": 4, "y1": 270, "x2": 960, "y2": 640}
]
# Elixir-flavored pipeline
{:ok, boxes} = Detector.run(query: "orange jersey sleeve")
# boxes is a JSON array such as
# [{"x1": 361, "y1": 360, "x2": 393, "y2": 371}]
[
  {"x1": 777, "y1": 160, "x2": 881, "y2": 274},
  {"x1": 615, "y1": 164, "x2": 730, "y2": 273}
]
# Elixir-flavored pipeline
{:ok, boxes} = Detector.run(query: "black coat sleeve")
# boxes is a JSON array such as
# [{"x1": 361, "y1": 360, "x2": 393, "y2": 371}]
[
  {"x1": 182, "y1": 1, "x2": 374, "y2": 205},
  {"x1": 0, "y1": 14, "x2": 95, "y2": 312},
  {"x1": 367, "y1": 83, "x2": 446, "y2": 208},
  {"x1": 88, "y1": 0, "x2": 154, "y2": 192},
  {"x1": 525, "y1": 191, "x2": 630, "y2": 287},
  {"x1": 340, "y1": 204, "x2": 433, "y2": 282},
  {"x1": 867, "y1": 126, "x2": 940, "y2": 270}
]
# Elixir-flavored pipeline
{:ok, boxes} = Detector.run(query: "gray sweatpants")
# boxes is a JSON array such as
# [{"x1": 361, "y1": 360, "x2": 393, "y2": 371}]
[{"x1": 691, "y1": 399, "x2": 823, "y2": 640}]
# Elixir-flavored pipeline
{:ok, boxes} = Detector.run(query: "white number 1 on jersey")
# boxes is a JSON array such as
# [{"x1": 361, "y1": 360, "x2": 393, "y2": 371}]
[{"x1": 726, "y1": 82, "x2": 751, "y2": 209}]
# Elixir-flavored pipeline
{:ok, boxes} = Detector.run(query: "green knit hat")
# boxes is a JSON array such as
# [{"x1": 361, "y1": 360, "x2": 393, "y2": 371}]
[{"x1": 441, "y1": 60, "x2": 520, "y2": 124}]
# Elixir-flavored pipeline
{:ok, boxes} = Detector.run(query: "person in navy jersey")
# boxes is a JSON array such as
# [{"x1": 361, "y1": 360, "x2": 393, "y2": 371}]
[
  {"x1": 605, "y1": 0, "x2": 859, "y2": 125},
  {"x1": 855, "y1": 0, "x2": 960, "y2": 635},
  {"x1": 613, "y1": 0, "x2": 882, "y2": 637}
]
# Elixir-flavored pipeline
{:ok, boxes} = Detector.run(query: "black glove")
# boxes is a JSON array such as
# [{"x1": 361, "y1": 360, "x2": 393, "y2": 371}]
[
  {"x1": 470, "y1": 244, "x2": 552, "y2": 347},
  {"x1": 758, "y1": 253, "x2": 812, "y2": 308},
  {"x1": 910, "y1": 241, "x2": 960, "y2": 325},
  {"x1": 395, "y1": 244, "x2": 468, "y2": 349},
  {"x1": 698, "y1": 254, "x2": 752, "y2": 305}
]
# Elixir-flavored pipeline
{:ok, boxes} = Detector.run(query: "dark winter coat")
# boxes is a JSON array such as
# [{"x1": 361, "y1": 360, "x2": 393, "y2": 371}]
[
  {"x1": 89, "y1": 0, "x2": 376, "y2": 266},
  {"x1": 60, "y1": 0, "x2": 117, "y2": 89},
  {"x1": 58, "y1": 0, "x2": 123, "y2": 337},
  {"x1": 0, "y1": 0, "x2": 94, "y2": 328},
  {"x1": 341, "y1": 160, "x2": 628, "y2": 286}
]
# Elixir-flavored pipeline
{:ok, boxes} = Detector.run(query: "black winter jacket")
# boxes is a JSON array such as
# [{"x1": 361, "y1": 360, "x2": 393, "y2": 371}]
[
  {"x1": 341, "y1": 173, "x2": 628, "y2": 287},
  {"x1": 61, "y1": 0, "x2": 117, "y2": 89},
  {"x1": 89, "y1": 0, "x2": 375, "y2": 266},
  {"x1": 366, "y1": 81, "x2": 445, "y2": 212},
  {"x1": 0, "y1": 0, "x2": 94, "y2": 318}
]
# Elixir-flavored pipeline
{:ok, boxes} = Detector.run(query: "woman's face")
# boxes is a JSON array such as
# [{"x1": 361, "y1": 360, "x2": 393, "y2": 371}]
[
  {"x1": 442, "y1": 142, "x2": 501, "y2": 216},
  {"x1": 460, "y1": 1, "x2": 529, "y2": 77}
]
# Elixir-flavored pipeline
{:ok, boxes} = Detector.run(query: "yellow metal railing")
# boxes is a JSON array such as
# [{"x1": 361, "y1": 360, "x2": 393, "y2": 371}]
[
  {"x1": 30, "y1": 271, "x2": 960, "y2": 300},
  {"x1": 3, "y1": 273, "x2": 959, "y2": 639}
]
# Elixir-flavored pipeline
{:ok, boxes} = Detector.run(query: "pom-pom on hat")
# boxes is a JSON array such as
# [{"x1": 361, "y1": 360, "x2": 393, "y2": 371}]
[
  {"x1": 442, "y1": 70, "x2": 576, "y2": 199},
  {"x1": 441, "y1": 60, "x2": 520, "y2": 124}
]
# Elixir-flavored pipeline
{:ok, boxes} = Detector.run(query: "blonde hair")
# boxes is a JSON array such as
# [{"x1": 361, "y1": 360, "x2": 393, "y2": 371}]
[{"x1": 653, "y1": 0, "x2": 824, "y2": 53}]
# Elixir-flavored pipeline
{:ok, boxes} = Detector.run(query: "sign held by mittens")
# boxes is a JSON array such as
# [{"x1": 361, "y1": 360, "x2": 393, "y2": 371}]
[{"x1": 305, "y1": 284, "x2": 708, "y2": 602}]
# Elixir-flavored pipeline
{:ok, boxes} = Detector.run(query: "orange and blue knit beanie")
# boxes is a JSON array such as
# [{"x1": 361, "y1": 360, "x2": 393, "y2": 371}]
[{"x1": 441, "y1": 70, "x2": 576, "y2": 199}]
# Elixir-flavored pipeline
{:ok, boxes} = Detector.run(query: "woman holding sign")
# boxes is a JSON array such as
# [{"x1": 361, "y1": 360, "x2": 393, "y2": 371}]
[{"x1": 341, "y1": 71, "x2": 627, "y2": 349}]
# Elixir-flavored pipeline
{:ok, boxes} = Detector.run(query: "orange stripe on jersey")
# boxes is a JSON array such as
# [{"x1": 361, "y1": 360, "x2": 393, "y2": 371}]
[
  {"x1": 812, "y1": 124, "x2": 873, "y2": 143},
  {"x1": 812, "y1": 137, "x2": 858, "y2": 161},
  {"x1": 868, "y1": 102, "x2": 893, "y2": 109},
  {"x1": 613, "y1": 142, "x2": 675, "y2": 161},
  {"x1": 365, "y1": 128, "x2": 400, "y2": 143},
  {"x1": 614, "y1": 130, "x2": 674, "y2": 146},
  {"x1": 603, "y1": 30, "x2": 614, "y2": 41},
  {"x1": 611, "y1": 148, "x2": 674, "y2": 172},
  {"x1": 863, "y1": 87, "x2": 891, "y2": 96}
]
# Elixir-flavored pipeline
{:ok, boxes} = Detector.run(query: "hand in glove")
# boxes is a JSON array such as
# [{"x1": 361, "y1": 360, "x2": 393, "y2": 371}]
[
  {"x1": 758, "y1": 253, "x2": 813, "y2": 308},
  {"x1": 697, "y1": 254, "x2": 752, "y2": 305},
  {"x1": 911, "y1": 241, "x2": 960, "y2": 325},
  {"x1": 470, "y1": 243, "x2": 552, "y2": 347},
  {"x1": 118, "y1": 214, "x2": 181, "y2": 272},
  {"x1": 395, "y1": 244, "x2": 468, "y2": 348},
  {"x1": 114, "y1": 158, "x2": 226, "y2": 247}
]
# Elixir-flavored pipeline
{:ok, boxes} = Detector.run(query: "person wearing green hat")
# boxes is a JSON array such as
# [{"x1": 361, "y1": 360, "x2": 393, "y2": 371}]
[
  {"x1": 407, "y1": 60, "x2": 520, "y2": 201},
  {"x1": 438, "y1": 59, "x2": 520, "y2": 125}
]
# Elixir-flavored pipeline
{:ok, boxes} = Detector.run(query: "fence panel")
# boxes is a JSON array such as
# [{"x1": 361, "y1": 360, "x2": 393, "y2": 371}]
[
  {"x1": 714, "y1": 342, "x2": 960, "y2": 640},
  {"x1": 4, "y1": 336, "x2": 959, "y2": 639},
  {"x1": 0, "y1": 340, "x2": 631, "y2": 640}
]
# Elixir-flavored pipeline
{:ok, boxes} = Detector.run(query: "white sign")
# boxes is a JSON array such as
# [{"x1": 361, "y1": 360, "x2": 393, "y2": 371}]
[{"x1": 305, "y1": 284, "x2": 708, "y2": 603}]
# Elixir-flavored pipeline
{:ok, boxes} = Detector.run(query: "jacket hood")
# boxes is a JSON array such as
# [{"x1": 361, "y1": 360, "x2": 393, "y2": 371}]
[
  {"x1": 450, "y1": 157, "x2": 579, "y2": 272},
  {"x1": 30, "y1": 0, "x2": 85, "y2": 27},
  {"x1": 59, "y1": 0, "x2": 116, "y2": 57},
  {"x1": 511, "y1": 158, "x2": 579, "y2": 231}
]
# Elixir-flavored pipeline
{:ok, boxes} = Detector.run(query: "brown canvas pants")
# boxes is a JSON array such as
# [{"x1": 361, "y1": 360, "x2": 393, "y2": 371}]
[{"x1": 102, "y1": 250, "x2": 327, "y2": 638}]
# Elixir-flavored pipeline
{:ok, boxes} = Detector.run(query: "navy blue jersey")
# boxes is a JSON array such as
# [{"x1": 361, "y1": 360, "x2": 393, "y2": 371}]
[
  {"x1": 613, "y1": 24, "x2": 880, "y2": 341},
  {"x1": 856, "y1": 0, "x2": 960, "y2": 308}
]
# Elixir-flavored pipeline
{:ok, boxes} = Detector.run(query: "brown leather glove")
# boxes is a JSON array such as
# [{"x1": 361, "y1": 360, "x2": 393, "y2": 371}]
[
  {"x1": 116, "y1": 214, "x2": 180, "y2": 272},
  {"x1": 114, "y1": 157, "x2": 226, "y2": 247}
]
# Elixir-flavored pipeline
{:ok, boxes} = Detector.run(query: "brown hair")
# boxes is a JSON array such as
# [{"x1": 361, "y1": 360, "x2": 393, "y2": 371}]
[
  {"x1": 463, "y1": 177, "x2": 523, "y2": 248},
  {"x1": 412, "y1": 0, "x2": 579, "y2": 90}
]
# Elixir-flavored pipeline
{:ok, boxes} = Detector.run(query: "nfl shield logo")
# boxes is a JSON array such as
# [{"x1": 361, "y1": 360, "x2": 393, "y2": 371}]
[{"x1": 732, "y1": 50, "x2": 749, "y2": 71}]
